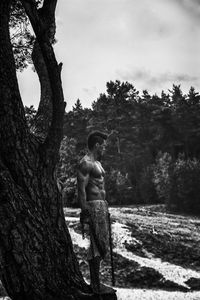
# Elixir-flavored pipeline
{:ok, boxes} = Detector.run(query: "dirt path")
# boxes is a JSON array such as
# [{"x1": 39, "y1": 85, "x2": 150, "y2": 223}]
[
  {"x1": 64, "y1": 205, "x2": 200, "y2": 299},
  {"x1": 116, "y1": 288, "x2": 200, "y2": 300}
]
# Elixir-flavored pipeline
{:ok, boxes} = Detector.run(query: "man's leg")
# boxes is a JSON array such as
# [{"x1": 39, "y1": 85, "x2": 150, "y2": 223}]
[
  {"x1": 89, "y1": 257, "x2": 116, "y2": 295},
  {"x1": 87, "y1": 202, "x2": 116, "y2": 296},
  {"x1": 89, "y1": 256, "x2": 101, "y2": 294},
  {"x1": 88, "y1": 229, "x2": 102, "y2": 294}
]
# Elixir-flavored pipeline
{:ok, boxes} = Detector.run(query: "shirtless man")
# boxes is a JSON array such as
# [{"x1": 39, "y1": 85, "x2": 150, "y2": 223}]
[{"x1": 77, "y1": 131, "x2": 113, "y2": 294}]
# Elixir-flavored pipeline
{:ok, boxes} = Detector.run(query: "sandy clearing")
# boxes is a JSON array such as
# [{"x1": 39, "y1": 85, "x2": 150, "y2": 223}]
[
  {"x1": 116, "y1": 288, "x2": 200, "y2": 300},
  {"x1": 66, "y1": 215, "x2": 200, "y2": 290}
]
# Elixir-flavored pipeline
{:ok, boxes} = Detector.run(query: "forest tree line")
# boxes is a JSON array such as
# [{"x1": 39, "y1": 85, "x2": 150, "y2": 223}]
[{"x1": 27, "y1": 80, "x2": 200, "y2": 215}]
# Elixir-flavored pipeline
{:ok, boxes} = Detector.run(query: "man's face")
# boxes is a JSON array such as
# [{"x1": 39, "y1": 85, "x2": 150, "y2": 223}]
[{"x1": 96, "y1": 141, "x2": 107, "y2": 160}]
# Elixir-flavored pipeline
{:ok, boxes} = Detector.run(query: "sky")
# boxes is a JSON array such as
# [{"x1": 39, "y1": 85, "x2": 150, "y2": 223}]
[{"x1": 17, "y1": 0, "x2": 200, "y2": 111}]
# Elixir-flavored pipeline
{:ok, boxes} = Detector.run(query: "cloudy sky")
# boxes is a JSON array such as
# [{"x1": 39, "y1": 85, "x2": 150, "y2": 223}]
[{"x1": 17, "y1": 0, "x2": 200, "y2": 111}]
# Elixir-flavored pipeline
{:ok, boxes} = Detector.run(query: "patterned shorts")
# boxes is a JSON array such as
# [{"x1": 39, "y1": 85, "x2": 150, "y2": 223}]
[{"x1": 84, "y1": 200, "x2": 109, "y2": 260}]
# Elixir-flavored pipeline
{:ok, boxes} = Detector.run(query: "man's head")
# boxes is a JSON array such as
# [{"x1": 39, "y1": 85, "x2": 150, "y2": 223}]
[{"x1": 87, "y1": 131, "x2": 108, "y2": 160}]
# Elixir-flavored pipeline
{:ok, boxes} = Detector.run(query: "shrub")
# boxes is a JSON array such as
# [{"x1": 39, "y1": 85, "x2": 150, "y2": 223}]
[
  {"x1": 153, "y1": 152, "x2": 172, "y2": 204},
  {"x1": 153, "y1": 152, "x2": 200, "y2": 215},
  {"x1": 56, "y1": 136, "x2": 85, "y2": 207},
  {"x1": 139, "y1": 165, "x2": 159, "y2": 204},
  {"x1": 105, "y1": 169, "x2": 134, "y2": 205},
  {"x1": 169, "y1": 157, "x2": 200, "y2": 214}
]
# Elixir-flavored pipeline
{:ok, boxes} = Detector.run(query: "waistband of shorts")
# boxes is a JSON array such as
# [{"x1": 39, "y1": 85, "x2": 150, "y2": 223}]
[{"x1": 87, "y1": 199, "x2": 107, "y2": 202}]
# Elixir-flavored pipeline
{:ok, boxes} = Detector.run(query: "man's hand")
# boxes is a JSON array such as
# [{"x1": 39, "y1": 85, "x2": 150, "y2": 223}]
[
  {"x1": 80, "y1": 207, "x2": 90, "y2": 225},
  {"x1": 80, "y1": 207, "x2": 90, "y2": 239}
]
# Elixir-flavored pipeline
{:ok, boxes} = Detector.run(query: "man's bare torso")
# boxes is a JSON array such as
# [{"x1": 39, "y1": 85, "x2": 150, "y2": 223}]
[{"x1": 80, "y1": 154, "x2": 106, "y2": 201}]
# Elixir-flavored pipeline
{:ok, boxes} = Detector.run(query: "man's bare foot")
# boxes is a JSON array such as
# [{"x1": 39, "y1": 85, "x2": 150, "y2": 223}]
[{"x1": 91, "y1": 283, "x2": 116, "y2": 295}]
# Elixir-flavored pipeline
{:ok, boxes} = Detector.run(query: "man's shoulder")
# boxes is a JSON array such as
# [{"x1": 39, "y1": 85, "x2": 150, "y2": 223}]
[{"x1": 78, "y1": 155, "x2": 94, "y2": 173}]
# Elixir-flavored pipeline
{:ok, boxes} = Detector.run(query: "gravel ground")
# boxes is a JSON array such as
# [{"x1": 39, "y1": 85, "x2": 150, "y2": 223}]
[
  {"x1": 64, "y1": 205, "x2": 200, "y2": 299},
  {"x1": 116, "y1": 288, "x2": 200, "y2": 300}
]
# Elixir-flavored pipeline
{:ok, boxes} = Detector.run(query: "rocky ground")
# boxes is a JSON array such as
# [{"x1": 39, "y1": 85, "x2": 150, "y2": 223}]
[{"x1": 64, "y1": 205, "x2": 200, "y2": 300}]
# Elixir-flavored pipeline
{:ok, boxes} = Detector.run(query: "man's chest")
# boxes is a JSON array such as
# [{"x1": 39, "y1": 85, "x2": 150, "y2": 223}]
[{"x1": 91, "y1": 161, "x2": 105, "y2": 178}]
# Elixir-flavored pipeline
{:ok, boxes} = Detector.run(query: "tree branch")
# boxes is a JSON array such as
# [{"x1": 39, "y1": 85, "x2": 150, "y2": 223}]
[
  {"x1": 31, "y1": 40, "x2": 53, "y2": 140},
  {"x1": 31, "y1": 0, "x2": 58, "y2": 141},
  {"x1": 21, "y1": 0, "x2": 66, "y2": 166},
  {"x1": 30, "y1": 0, "x2": 57, "y2": 139}
]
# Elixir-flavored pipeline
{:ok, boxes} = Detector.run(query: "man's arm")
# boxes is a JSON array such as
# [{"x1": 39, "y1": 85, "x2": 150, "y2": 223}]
[{"x1": 77, "y1": 159, "x2": 91, "y2": 211}]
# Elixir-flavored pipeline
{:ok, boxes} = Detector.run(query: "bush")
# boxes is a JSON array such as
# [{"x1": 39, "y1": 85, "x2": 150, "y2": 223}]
[
  {"x1": 153, "y1": 152, "x2": 200, "y2": 215},
  {"x1": 56, "y1": 136, "x2": 85, "y2": 207},
  {"x1": 139, "y1": 165, "x2": 159, "y2": 204},
  {"x1": 169, "y1": 157, "x2": 200, "y2": 214},
  {"x1": 153, "y1": 152, "x2": 172, "y2": 204},
  {"x1": 105, "y1": 169, "x2": 134, "y2": 205}
]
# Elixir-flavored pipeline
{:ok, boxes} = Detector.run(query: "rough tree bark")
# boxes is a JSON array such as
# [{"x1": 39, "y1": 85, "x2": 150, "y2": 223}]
[
  {"x1": 30, "y1": 0, "x2": 56, "y2": 138},
  {"x1": 0, "y1": 1, "x2": 110, "y2": 299}
]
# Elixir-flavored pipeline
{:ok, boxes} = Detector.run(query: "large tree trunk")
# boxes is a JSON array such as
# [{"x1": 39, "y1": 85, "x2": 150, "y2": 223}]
[{"x1": 0, "y1": 1, "x2": 93, "y2": 299}]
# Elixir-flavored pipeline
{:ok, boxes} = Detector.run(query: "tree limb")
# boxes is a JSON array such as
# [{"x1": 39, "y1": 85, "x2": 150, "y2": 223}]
[
  {"x1": 30, "y1": 0, "x2": 57, "y2": 139},
  {"x1": 22, "y1": 0, "x2": 66, "y2": 167},
  {"x1": 31, "y1": 40, "x2": 53, "y2": 140},
  {"x1": 31, "y1": 0, "x2": 59, "y2": 141}
]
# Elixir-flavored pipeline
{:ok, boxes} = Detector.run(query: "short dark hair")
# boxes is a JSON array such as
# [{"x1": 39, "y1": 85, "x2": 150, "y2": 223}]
[{"x1": 87, "y1": 131, "x2": 108, "y2": 150}]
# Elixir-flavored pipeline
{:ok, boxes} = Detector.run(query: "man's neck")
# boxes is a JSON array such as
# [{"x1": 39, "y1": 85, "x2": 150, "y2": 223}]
[{"x1": 88, "y1": 150, "x2": 99, "y2": 162}]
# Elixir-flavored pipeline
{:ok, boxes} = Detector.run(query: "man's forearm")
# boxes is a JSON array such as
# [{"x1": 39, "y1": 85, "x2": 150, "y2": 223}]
[
  {"x1": 78, "y1": 192, "x2": 90, "y2": 230},
  {"x1": 78, "y1": 191, "x2": 87, "y2": 211}
]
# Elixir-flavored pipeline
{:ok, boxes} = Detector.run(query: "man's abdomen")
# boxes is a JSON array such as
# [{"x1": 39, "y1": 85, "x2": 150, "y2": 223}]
[{"x1": 86, "y1": 183, "x2": 106, "y2": 201}]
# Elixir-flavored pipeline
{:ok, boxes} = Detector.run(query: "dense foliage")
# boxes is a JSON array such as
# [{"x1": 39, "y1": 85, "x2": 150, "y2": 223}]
[
  {"x1": 27, "y1": 80, "x2": 200, "y2": 214},
  {"x1": 54, "y1": 81, "x2": 200, "y2": 214},
  {"x1": 9, "y1": 0, "x2": 200, "y2": 215},
  {"x1": 169, "y1": 157, "x2": 200, "y2": 214}
]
